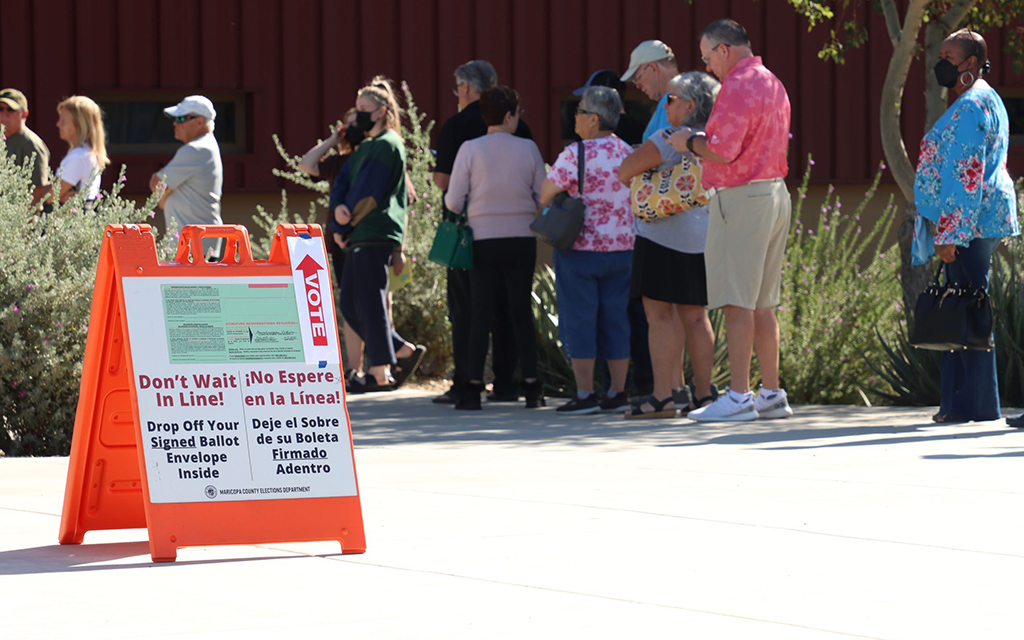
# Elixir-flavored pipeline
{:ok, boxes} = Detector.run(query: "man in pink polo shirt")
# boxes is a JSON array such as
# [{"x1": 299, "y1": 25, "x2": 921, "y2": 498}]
[{"x1": 668, "y1": 19, "x2": 793, "y2": 422}]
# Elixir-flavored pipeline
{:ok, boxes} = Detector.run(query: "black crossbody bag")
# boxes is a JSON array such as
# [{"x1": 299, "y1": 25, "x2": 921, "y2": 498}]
[{"x1": 530, "y1": 141, "x2": 585, "y2": 251}]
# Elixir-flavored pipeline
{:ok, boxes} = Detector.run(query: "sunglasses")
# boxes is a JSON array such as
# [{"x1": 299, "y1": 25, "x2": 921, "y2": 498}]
[{"x1": 172, "y1": 114, "x2": 200, "y2": 123}]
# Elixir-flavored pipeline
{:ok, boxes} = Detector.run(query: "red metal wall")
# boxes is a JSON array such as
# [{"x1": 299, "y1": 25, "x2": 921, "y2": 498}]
[{"x1": 1, "y1": 0, "x2": 1022, "y2": 194}]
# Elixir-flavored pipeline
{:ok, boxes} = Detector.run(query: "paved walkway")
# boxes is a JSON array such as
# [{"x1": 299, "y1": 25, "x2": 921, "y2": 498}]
[{"x1": 4, "y1": 391, "x2": 1024, "y2": 639}]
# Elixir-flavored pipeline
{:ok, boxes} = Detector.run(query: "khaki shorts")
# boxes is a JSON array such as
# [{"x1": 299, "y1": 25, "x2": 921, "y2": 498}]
[{"x1": 704, "y1": 179, "x2": 791, "y2": 310}]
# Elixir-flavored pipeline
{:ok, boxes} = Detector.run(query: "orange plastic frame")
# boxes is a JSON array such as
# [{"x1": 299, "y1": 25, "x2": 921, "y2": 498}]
[{"x1": 58, "y1": 224, "x2": 365, "y2": 562}]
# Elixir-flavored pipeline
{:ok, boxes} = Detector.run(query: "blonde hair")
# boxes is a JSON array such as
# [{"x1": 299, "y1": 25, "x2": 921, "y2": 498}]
[
  {"x1": 357, "y1": 76, "x2": 402, "y2": 138},
  {"x1": 56, "y1": 95, "x2": 110, "y2": 167}
]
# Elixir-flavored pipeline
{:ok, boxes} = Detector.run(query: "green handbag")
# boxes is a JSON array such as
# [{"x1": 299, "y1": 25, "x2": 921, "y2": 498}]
[{"x1": 427, "y1": 202, "x2": 474, "y2": 270}]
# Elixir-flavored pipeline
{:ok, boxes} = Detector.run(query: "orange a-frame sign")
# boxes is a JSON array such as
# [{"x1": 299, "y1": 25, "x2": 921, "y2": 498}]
[{"x1": 59, "y1": 224, "x2": 365, "y2": 562}]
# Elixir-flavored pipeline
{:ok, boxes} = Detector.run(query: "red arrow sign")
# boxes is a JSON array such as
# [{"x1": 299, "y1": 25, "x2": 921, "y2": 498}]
[{"x1": 296, "y1": 254, "x2": 328, "y2": 346}]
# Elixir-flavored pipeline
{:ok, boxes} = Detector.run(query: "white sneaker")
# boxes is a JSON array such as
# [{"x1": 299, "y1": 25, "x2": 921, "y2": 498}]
[
  {"x1": 689, "y1": 390, "x2": 758, "y2": 422},
  {"x1": 755, "y1": 388, "x2": 793, "y2": 419}
]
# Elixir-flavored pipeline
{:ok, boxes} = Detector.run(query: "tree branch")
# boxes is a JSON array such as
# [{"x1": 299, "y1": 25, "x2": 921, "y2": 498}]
[
  {"x1": 879, "y1": 0, "x2": 931, "y2": 203},
  {"x1": 881, "y1": 0, "x2": 903, "y2": 48},
  {"x1": 939, "y1": 0, "x2": 975, "y2": 33}
]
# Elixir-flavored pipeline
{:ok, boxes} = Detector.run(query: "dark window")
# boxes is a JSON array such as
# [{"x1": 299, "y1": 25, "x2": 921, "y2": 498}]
[
  {"x1": 1002, "y1": 93, "x2": 1024, "y2": 145},
  {"x1": 90, "y1": 91, "x2": 249, "y2": 154},
  {"x1": 559, "y1": 91, "x2": 654, "y2": 148}
]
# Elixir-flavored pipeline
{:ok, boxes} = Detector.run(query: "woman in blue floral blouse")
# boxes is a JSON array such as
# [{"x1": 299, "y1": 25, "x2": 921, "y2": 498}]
[{"x1": 913, "y1": 29, "x2": 1019, "y2": 424}]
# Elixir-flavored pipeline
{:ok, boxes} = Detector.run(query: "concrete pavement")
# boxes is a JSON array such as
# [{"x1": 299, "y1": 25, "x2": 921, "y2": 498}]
[{"x1": 4, "y1": 391, "x2": 1024, "y2": 639}]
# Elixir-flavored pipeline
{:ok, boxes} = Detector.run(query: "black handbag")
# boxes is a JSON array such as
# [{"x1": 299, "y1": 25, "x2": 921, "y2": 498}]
[
  {"x1": 909, "y1": 259, "x2": 994, "y2": 351},
  {"x1": 530, "y1": 140, "x2": 585, "y2": 251}
]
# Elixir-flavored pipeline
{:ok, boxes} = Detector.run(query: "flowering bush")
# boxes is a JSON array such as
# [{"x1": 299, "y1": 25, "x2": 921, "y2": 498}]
[
  {"x1": 0, "y1": 133, "x2": 164, "y2": 455},
  {"x1": 775, "y1": 157, "x2": 902, "y2": 404}
]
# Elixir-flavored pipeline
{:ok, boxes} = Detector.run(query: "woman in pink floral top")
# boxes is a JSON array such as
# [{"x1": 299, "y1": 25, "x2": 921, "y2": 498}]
[
  {"x1": 540, "y1": 86, "x2": 636, "y2": 414},
  {"x1": 912, "y1": 30, "x2": 1019, "y2": 425}
]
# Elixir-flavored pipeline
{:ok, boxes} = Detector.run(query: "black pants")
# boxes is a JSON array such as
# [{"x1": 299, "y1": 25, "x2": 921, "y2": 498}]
[
  {"x1": 467, "y1": 238, "x2": 538, "y2": 382},
  {"x1": 339, "y1": 244, "x2": 406, "y2": 367},
  {"x1": 448, "y1": 267, "x2": 519, "y2": 392}
]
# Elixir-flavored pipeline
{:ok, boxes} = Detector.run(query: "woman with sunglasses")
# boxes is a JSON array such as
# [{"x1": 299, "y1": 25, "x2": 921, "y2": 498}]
[
  {"x1": 540, "y1": 86, "x2": 636, "y2": 415},
  {"x1": 617, "y1": 72, "x2": 721, "y2": 419}
]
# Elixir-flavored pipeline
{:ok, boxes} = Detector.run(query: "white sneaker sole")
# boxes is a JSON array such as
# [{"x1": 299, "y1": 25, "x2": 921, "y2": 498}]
[
  {"x1": 756, "y1": 400, "x2": 793, "y2": 419},
  {"x1": 757, "y1": 405, "x2": 794, "y2": 419},
  {"x1": 690, "y1": 408, "x2": 759, "y2": 422}
]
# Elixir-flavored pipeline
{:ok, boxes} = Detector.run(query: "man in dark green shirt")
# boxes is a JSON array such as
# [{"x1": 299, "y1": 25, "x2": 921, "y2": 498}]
[{"x1": 1, "y1": 88, "x2": 51, "y2": 208}]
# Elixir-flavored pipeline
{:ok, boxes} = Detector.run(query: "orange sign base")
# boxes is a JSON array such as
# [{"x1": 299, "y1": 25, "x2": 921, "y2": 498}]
[{"x1": 59, "y1": 224, "x2": 365, "y2": 562}]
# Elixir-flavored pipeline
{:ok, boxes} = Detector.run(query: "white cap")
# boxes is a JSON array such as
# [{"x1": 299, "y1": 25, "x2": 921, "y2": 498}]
[
  {"x1": 163, "y1": 95, "x2": 216, "y2": 121},
  {"x1": 621, "y1": 40, "x2": 674, "y2": 82}
]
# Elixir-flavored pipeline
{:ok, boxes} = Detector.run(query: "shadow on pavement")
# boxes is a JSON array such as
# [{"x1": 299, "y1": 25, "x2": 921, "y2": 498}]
[
  {"x1": 0, "y1": 541, "x2": 334, "y2": 575},
  {"x1": 346, "y1": 392, "x2": 986, "y2": 450}
]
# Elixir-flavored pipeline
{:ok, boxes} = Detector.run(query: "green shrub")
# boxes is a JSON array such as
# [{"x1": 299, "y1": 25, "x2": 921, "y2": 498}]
[
  {"x1": 0, "y1": 134, "x2": 164, "y2": 455},
  {"x1": 776, "y1": 157, "x2": 902, "y2": 404}
]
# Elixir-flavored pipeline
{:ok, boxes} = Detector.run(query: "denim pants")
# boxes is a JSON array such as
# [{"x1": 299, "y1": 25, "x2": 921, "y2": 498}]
[{"x1": 939, "y1": 237, "x2": 1001, "y2": 420}]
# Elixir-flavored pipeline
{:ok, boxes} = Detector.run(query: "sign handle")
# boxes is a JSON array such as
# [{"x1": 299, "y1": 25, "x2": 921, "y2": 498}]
[{"x1": 175, "y1": 225, "x2": 255, "y2": 266}]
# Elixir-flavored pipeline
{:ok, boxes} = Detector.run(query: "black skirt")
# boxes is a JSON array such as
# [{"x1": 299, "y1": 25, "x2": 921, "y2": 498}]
[{"x1": 630, "y1": 235, "x2": 708, "y2": 306}]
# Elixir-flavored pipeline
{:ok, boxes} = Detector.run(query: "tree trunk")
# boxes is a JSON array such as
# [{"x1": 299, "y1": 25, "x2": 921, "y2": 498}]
[{"x1": 879, "y1": 0, "x2": 933, "y2": 306}]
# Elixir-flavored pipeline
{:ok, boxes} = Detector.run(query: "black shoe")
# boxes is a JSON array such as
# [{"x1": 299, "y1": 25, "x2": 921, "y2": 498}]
[
  {"x1": 455, "y1": 382, "x2": 484, "y2": 411},
  {"x1": 487, "y1": 389, "x2": 520, "y2": 402},
  {"x1": 599, "y1": 393, "x2": 628, "y2": 411},
  {"x1": 557, "y1": 395, "x2": 600, "y2": 414},
  {"x1": 522, "y1": 379, "x2": 545, "y2": 408},
  {"x1": 1007, "y1": 414, "x2": 1024, "y2": 428},
  {"x1": 432, "y1": 387, "x2": 461, "y2": 404}
]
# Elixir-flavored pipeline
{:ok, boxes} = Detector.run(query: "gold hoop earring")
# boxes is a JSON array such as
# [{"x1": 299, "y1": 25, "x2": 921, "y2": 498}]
[{"x1": 959, "y1": 71, "x2": 975, "y2": 87}]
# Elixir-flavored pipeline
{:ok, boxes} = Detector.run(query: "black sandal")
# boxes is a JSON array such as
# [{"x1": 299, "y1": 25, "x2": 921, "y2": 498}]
[
  {"x1": 392, "y1": 344, "x2": 426, "y2": 389},
  {"x1": 348, "y1": 374, "x2": 395, "y2": 393},
  {"x1": 624, "y1": 394, "x2": 676, "y2": 420}
]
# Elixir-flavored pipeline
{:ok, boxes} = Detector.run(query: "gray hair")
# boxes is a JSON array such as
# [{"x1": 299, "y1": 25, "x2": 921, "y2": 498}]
[
  {"x1": 667, "y1": 71, "x2": 720, "y2": 129},
  {"x1": 454, "y1": 60, "x2": 498, "y2": 93},
  {"x1": 701, "y1": 19, "x2": 751, "y2": 48},
  {"x1": 581, "y1": 86, "x2": 621, "y2": 132}
]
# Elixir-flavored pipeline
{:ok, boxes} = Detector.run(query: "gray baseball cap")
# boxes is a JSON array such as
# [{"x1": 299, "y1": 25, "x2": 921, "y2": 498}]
[{"x1": 621, "y1": 40, "x2": 674, "y2": 82}]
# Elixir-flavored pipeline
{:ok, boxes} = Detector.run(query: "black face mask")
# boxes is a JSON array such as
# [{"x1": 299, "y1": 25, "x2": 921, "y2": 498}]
[
  {"x1": 354, "y1": 110, "x2": 375, "y2": 132},
  {"x1": 343, "y1": 124, "x2": 365, "y2": 147},
  {"x1": 934, "y1": 58, "x2": 961, "y2": 88}
]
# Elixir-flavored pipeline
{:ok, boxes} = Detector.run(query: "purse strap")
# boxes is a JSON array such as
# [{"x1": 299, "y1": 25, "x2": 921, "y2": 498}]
[
  {"x1": 934, "y1": 257, "x2": 975, "y2": 289},
  {"x1": 576, "y1": 140, "x2": 585, "y2": 197}
]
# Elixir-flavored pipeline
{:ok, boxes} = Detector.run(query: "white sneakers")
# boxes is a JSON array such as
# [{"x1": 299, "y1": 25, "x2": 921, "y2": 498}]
[
  {"x1": 754, "y1": 388, "x2": 794, "y2": 419},
  {"x1": 689, "y1": 387, "x2": 792, "y2": 422}
]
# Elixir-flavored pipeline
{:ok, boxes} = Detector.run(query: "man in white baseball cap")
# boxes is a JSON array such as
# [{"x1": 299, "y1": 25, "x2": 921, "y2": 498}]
[
  {"x1": 150, "y1": 95, "x2": 224, "y2": 259},
  {"x1": 621, "y1": 40, "x2": 678, "y2": 143}
]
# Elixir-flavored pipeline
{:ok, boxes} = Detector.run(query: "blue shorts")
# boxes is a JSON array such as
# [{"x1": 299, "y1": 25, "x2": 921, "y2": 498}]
[{"x1": 553, "y1": 249, "x2": 632, "y2": 360}]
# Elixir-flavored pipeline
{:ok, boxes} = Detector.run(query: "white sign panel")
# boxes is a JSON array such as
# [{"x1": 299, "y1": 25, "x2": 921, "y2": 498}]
[
  {"x1": 121, "y1": 276, "x2": 356, "y2": 504},
  {"x1": 287, "y1": 235, "x2": 340, "y2": 366}
]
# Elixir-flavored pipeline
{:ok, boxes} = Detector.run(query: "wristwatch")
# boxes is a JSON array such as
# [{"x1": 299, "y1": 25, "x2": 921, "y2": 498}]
[{"x1": 686, "y1": 133, "x2": 699, "y2": 153}]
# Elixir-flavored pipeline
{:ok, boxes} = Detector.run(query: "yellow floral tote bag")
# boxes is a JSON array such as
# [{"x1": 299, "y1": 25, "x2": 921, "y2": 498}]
[{"x1": 630, "y1": 154, "x2": 709, "y2": 222}]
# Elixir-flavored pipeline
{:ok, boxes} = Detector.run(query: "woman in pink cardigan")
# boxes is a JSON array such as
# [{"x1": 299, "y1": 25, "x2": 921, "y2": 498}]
[{"x1": 444, "y1": 86, "x2": 546, "y2": 411}]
